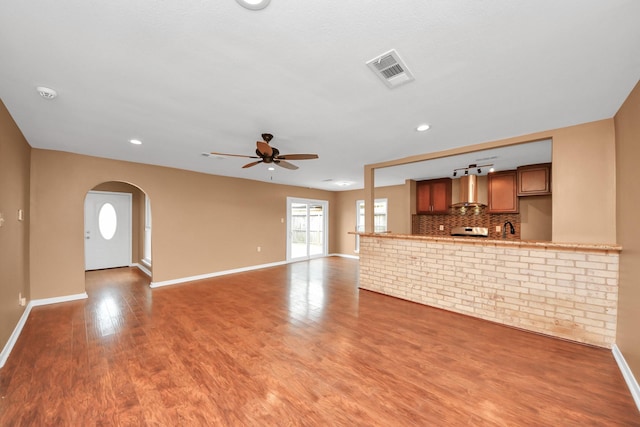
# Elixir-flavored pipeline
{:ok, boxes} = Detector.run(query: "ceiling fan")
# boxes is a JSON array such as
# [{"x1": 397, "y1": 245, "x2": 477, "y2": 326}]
[{"x1": 210, "y1": 133, "x2": 318, "y2": 170}]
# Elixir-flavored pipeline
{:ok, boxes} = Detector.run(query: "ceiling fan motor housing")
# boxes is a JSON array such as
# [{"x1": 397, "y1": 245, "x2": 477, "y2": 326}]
[{"x1": 256, "y1": 146, "x2": 279, "y2": 162}]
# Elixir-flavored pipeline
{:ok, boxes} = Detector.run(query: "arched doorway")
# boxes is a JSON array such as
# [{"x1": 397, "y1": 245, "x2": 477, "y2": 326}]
[{"x1": 84, "y1": 181, "x2": 152, "y2": 279}]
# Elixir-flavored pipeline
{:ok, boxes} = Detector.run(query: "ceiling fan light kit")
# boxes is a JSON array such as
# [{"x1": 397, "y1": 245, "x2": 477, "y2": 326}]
[{"x1": 210, "y1": 133, "x2": 318, "y2": 171}]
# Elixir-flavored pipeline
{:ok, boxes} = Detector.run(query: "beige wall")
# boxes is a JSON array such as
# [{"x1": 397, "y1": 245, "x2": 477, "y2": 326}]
[
  {"x1": 92, "y1": 181, "x2": 145, "y2": 266},
  {"x1": 29, "y1": 149, "x2": 337, "y2": 299},
  {"x1": 334, "y1": 184, "x2": 409, "y2": 255},
  {"x1": 551, "y1": 119, "x2": 616, "y2": 243},
  {"x1": 0, "y1": 100, "x2": 30, "y2": 349},
  {"x1": 520, "y1": 195, "x2": 552, "y2": 241},
  {"x1": 614, "y1": 80, "x2": 640, "y2": 386}
]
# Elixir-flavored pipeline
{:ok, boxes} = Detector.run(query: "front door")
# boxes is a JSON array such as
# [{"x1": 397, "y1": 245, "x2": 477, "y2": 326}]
[{"x1": 84, "y1": 191, "x2": 132, "y2": 270}]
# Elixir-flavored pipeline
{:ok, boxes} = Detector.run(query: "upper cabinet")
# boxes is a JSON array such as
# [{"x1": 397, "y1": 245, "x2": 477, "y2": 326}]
[
  {"x1": 416, "y1": 178, "x2": 452, "y2": 214},
  {"x1": 517, "y1": 163, "x2": 551, "y2": 196},
  {"x1": 488, "y1": 170, "x2": 518, "y2": 213}
]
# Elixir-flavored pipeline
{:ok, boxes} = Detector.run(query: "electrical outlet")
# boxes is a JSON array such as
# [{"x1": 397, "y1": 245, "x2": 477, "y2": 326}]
[
  {"x1": 439, "y1": 225, "x2": 444, "y2": 231},
  {"x1": 496, "y1": 226, "x2": 501, "y2": 232},
  {"x1": 257, "y1": 246, "x2": 261, "y2": 252},
  {"x1": 18, "y1": 293, "x2": 26, "y2": 307},
  {"x1": 18, "y1": 209, "x2": 24, "y2": 221}
]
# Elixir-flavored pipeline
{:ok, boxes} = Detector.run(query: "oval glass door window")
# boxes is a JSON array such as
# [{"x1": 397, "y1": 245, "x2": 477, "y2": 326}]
[{"x1": 98, "y1": 202, "x2": 117, "y2": 240}]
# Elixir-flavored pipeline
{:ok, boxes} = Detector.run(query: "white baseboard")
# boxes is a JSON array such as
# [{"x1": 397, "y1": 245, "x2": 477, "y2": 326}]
[
  {"x1": 150, "y1": 260, "x2": 290, "y2": 288},
  {"x1": 0, "y1": 305, "x2": 32, "y2": 369},
  {"x1": 131, "y1": 263, "x2": 151, "y2": 277},
  {"x1": 329, "y1": 253, "x2": 360, "y2": 260},
  {"x1": 612, "y1": 344, "x2": 640, "y2": 411},
  {"x1": 0, "y1": 292, "x2": 88, "y2": 368},
  {"x1": 150, "y1": 255, "x2": 362, "y2": 289},
  {"x1": 30, "y1": 292, "x2": 88, "y2": 307}
]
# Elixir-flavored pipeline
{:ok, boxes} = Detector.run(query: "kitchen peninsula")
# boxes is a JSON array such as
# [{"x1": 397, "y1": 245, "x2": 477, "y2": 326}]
[{"x1": 356, "y1": 232, "x2": 620, "y2": 348}]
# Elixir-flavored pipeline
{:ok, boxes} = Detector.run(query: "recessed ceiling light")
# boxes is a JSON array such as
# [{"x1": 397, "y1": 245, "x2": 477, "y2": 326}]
[
  {"x1": 335, "y1": 181, "x2": 354, "y2": 187},
  {"x1": 268, "y1": 167, "x2": 275, "y2": 171},
  {"x1": 236, "y1": 0, "x2": 270, "y2": 10},
  {"x1": 416, "y1": 124, "x2": 431, "y2": 132},
  {"x1": 129, "y1": 139, "x2": 142, "y2": 145},
  {"x1": 36, "y1": 86, "x2": 57, "y2": 100}
]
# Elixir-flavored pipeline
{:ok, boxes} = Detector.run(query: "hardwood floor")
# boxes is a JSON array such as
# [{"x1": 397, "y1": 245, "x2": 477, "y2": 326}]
[{"x1": 0, "y1": 257, "x2": 638, "y2": 426}]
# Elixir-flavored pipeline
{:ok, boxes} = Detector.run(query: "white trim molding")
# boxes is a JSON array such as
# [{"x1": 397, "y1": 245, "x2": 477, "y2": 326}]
[
  {"x1": 0, "y1": 306, "x2": 32, "y2": 368},
  {"x1": 149, "y1": 255, "x2": 360, "y2": 289},
  {"x1": 612, "y1": 344, "x2": 640, "y2": 411},
  {"x1": 30, "y1": 292, "x2": 88, "y2": 307},
  {"x1": 150, "y1": 260, "x2": 290, "y2": 288},
  {"x1": 132, "y1": 263, "x2": 152, "y2": 277},
  {"x1": 329, "y1": 253, "x2": 360, "y2": 260},
  {"x1": 0, "y1": 292, "x2": 88, "y2": 368}
]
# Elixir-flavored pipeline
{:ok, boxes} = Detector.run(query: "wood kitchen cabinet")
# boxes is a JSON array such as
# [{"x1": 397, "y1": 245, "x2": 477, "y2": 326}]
[
  {"x1": 416, "y1": 178, "x2": 452, "y2": 214},
  {"x1": 488, "y1": 170, "x2": 518, "y2": 213},
  {"x1": 517, "y1": 163, "x2": 551, "y2": 196}
]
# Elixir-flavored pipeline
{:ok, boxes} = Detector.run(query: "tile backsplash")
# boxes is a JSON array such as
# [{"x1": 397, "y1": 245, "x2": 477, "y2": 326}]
[{"x1": 412, "y1": 210, "x2": 521, "y2": 239}]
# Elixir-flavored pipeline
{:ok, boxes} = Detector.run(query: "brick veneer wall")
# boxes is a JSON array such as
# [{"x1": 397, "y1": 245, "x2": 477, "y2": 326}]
[{"x1": 359, "y1": 236, "x2": 619, "y2": 348}]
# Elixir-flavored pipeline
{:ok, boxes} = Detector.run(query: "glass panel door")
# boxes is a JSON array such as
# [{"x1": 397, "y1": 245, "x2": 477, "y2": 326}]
[
  {"x1": 287, "y1": 198, "x2": 328, "y2": 261},
  {"x1": 290, "y1": 202, "x2": 308, "y2": 259},
  {"x1": 308, "y1": 203, "x2": 324, "y2": 256}
]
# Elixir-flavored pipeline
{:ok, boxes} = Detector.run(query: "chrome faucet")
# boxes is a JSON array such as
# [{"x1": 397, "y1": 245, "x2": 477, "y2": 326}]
[{"x1": 502, "y1": 221, "x2": 515, "y2": 239}]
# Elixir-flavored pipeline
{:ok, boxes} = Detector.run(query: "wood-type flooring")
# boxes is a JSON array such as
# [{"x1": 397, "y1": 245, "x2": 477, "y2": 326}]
[{"x1": 0, "y1": 257, "x2": 638, "y2": 426}]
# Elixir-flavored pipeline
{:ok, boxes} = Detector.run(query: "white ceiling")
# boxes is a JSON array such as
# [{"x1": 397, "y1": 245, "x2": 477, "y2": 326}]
[{"x1": 1, "y1": 1, "x2": 638, "y2": 191}]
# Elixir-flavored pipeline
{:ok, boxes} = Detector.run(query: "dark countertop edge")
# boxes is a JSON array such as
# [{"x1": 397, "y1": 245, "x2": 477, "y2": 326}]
[{"x1": 349, "y1": 232, "x2": 622, "y2": 253}]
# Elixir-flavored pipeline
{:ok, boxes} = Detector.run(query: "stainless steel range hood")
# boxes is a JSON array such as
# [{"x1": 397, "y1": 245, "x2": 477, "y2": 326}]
[{"x1": 450, "y1": 175, "x2": 486, "y2": 209}]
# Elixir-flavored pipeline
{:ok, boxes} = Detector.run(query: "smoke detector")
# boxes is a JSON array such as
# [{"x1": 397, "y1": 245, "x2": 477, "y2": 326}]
[
  {"x1": 36, "y1": 86, "x2": 58, "y2": 100},
  {"x1": 366, "y1": 49, "x2": 415, "y2": 89}
]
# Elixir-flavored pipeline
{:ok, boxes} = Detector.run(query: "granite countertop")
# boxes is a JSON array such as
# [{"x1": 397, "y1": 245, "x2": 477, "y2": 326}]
[{"x1": 351, "y1": 232, "x2": 622, "y2": 252}]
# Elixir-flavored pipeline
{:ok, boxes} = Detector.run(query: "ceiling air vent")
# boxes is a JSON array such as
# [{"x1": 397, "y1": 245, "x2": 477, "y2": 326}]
[{"x1": 366, "y1": 49, "x2": 415, "y2": 89}]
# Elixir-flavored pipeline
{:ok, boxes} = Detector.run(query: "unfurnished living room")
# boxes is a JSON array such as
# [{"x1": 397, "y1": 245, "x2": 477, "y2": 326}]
[{"x1": 1, "y1": 1, "x2": 640, "y2": 425}]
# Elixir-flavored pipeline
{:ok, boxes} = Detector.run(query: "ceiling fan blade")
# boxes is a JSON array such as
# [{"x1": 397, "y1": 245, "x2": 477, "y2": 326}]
[
  {"x1": 275, "y1": 160, "x2": 298, "y2": 170},
  {"x1": 242, "y1": 160, "x2": 263, "y2": 168},
  {"x1": 210, "y1": 152, "x2": 260, "y2": 159},
  {"x1": 256, "y1": 141, "x2": 273, "y2": 157},
  {"x1": 276, "y1": 154, "x2": 319, "y2": 160}
]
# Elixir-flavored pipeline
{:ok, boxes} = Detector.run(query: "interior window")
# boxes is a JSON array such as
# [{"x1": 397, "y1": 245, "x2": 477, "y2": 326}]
[{"x1": 355, "y1": 198, "x2": 387, "y2": 252}]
